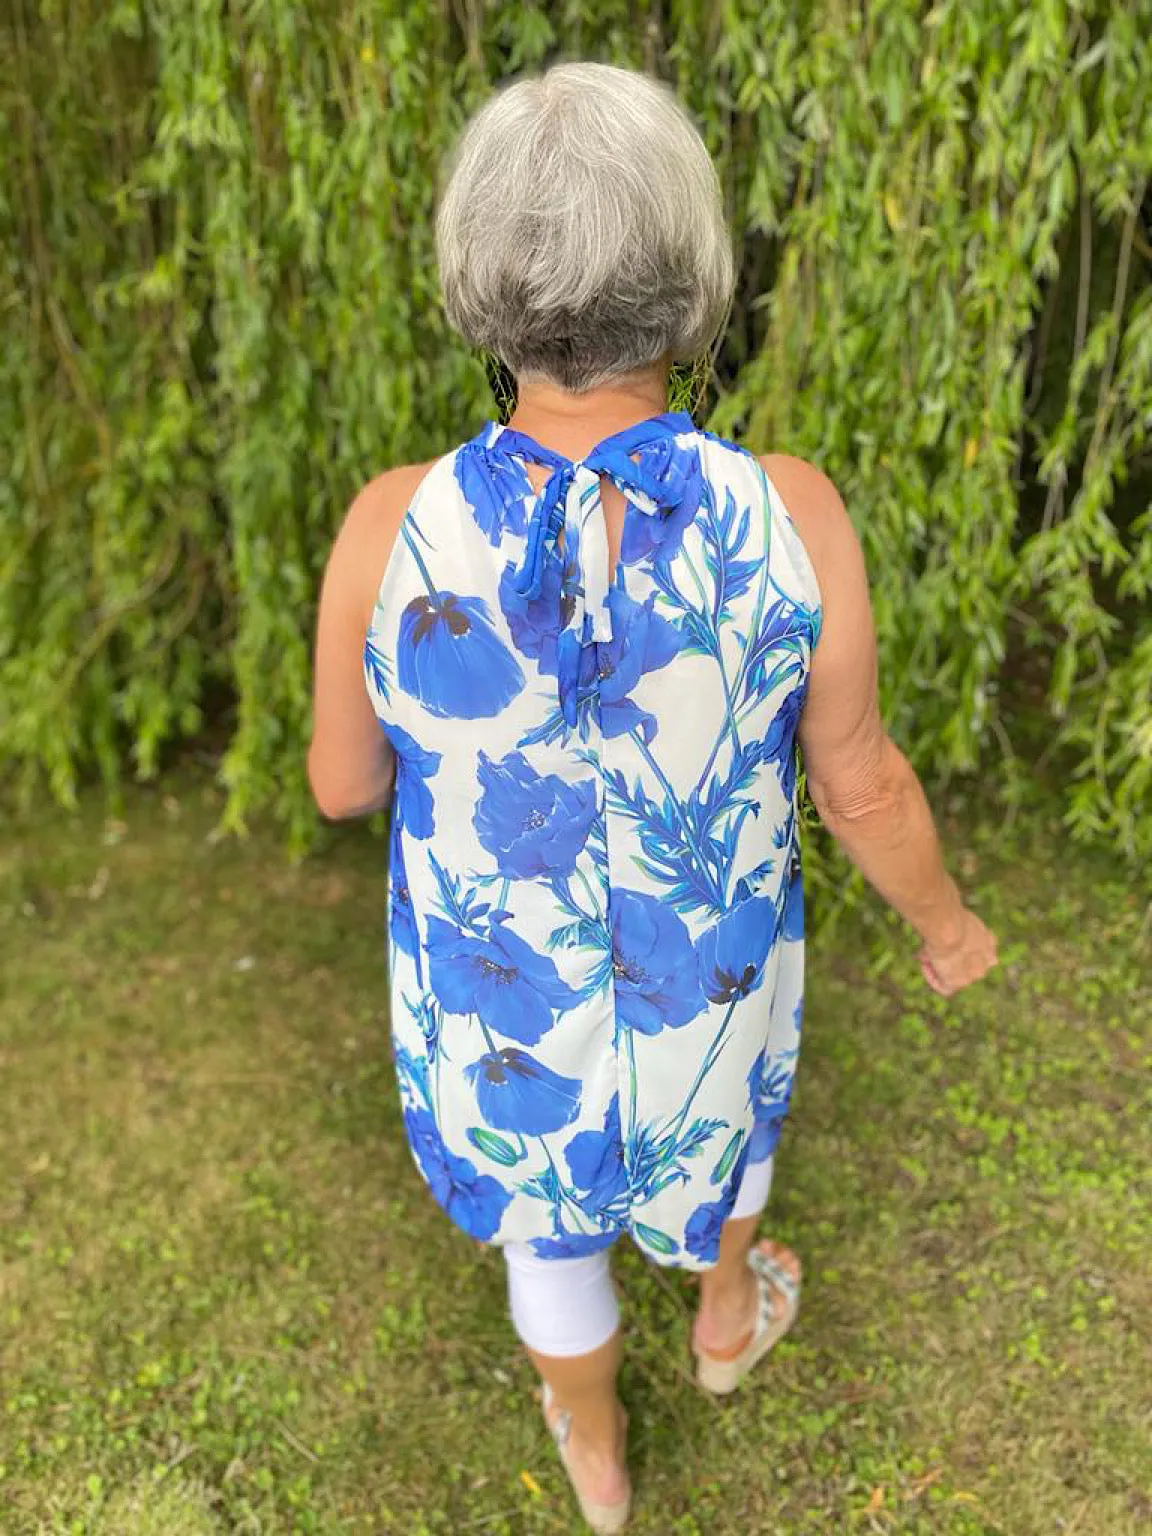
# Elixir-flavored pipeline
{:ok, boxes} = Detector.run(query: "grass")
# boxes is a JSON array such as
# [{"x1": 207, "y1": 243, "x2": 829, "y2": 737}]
[{"x1": 1, "y1": 779, "x2": 1149, "y2": 1535}]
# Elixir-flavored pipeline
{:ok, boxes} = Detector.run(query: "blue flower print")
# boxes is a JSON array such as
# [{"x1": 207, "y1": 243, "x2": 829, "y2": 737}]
[
  {"x1": 384, "y1": 723, "x2": 440, "y2": 839},
  {"x1": 697, "y1": 897, "x2": 777, "y2": 1005},
  {"x1": 760, "y1": 680, "x2": 806, "y2": 768},
  {"x1": 746, "y1": 1050, "x2": 794, "y2": 1163},
  {"x1": 611, "y1": 889, "x2": 704, "y2": 1034},
  {"x1": 529, "y1": 1231, "x2": 619, "y2": 1259},
  {"x1": 617, "y1": 437, "x2": 703, "y2": 568},
  {"x1": 598, "y1": 586, "x2": 686, "y2": 743},
  {"x1": 782, "y1": 859, "x2": 804, "y2": 942},
  {"x1": 456, "y1": 440, "x2": 531, "y2": 546},
  {"x1": 684, "y1": 1195, "x2": 732, "y2": 1262},
  {"x1": 465, "y1": 1048, "x2": 583, "y2": 1135},
  {"x1": 372, "y1": 419, "x2": 818, "y2": 1267},
  {"x1": 403, "y1": 1106, "x2": 512, "y2": 1241},
  {"x1": 398, "y1": 592, "x2": 524, "y2": 719},
  {"x1": 684, "y1": 1137, "x2": 748, "y2": 1261},
  {"x1": 498, "y1": 553, "x2": 575, "y2": 676},
  {"x1": 565, "y1": 1092, "x2": 630, "y2": 1217},
  {"x1": 388, "y1": 828, "x2": 420, "y2": 964},
  {"x1": 746, "y1": 1119, "x2": 776, "y2": 1163},
  {"x1": 473, "y1": 750, "x2": 597, "y2": 879},
  {"x1": 425, "y1": 915, "x2": 580, "y2": 1044}
]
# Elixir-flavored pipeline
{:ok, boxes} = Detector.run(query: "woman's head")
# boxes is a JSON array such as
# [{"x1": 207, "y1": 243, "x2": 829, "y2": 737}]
[{"x1": 437, "y1": 62, "x2": 734, "y2": 394}]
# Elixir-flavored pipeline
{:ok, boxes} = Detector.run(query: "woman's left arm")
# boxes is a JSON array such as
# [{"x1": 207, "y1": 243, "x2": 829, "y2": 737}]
[{"x1": 308, "y1": 464, "x2": 431, "y2": 820}]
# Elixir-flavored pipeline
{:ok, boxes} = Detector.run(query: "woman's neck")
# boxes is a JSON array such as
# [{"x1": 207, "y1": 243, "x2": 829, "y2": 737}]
[{"x1": 506, "y1": 368, "x2": 670, "y2": 460}]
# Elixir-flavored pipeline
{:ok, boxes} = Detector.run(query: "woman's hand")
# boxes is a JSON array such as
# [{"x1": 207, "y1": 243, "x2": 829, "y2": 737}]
[{"x1": 919, "y1": 910, "x2": 998, "y2": 997}]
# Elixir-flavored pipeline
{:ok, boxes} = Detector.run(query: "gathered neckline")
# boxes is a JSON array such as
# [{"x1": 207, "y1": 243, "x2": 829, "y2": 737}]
[{"x1": 484, "y1": 410, "x2": 696, "y2": 468}]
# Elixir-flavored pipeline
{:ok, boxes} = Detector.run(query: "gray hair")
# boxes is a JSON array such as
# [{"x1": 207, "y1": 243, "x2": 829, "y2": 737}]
[{"x1": 436, "y1": 62, "x2": 734, "y2": 393}]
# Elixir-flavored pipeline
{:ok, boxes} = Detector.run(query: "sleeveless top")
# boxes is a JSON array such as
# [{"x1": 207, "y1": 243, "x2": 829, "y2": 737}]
[{"x1": 364, "y1": 412, "x2": 822, "y2": 1269}]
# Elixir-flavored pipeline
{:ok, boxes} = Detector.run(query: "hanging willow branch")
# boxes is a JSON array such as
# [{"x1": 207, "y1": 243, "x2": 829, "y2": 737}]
[{"x1": 0, "y1": 0, "x2": 1149, "y2": 862}]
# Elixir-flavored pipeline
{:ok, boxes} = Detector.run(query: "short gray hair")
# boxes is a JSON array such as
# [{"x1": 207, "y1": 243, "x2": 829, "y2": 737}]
[{"x1": 436, "y1": 62, "x2": 734, "y2": 393}]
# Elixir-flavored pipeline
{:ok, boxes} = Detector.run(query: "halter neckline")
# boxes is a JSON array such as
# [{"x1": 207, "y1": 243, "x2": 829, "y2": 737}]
[
  {"x1": 486, "y1": 411, "x2": 696, "y2": 469},
  {"x1": 478, "y1": 411, "x2": 701, "y2": 728}
]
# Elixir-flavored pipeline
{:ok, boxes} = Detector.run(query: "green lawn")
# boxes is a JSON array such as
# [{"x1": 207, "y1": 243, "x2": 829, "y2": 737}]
[{"x1": 1, "y1": 782, "x2": 1149, "y2": 1535}]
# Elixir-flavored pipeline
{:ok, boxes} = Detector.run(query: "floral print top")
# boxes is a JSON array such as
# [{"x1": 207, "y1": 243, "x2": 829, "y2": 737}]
[{"x1": 364, "y1": 412, "x2": 822, "y2": 1269}]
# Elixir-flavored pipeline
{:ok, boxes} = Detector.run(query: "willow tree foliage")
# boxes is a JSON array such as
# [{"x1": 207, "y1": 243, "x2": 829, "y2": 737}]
[{"x1": 2, "y1": 1, "x2": 1150, "y2": 857}]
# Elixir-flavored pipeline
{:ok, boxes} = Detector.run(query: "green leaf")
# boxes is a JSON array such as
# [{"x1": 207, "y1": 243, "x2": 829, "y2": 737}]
[
  {"x1": 466, "y1": 1128, "x2": 522, "y2": 1167},
  {"x1": 710, "y1": 1130, "x2": 745, "y2": 1186},
  {"x1": 633, "y1": 1222, "x2": 680, "y2": 1257}
]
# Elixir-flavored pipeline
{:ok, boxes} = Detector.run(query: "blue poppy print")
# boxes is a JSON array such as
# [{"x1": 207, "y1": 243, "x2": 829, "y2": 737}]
[
  {"x1": 760, "y1": 679, "x2": 806, "y2": 765},
  {"x1": 684, "y1": 1195, "x2": 733, "y2": 1263},
  {"x1": 617, "y1": 435, "x2": 704, "y2": 567},
  {"x1": 698, "y1": 897, "x2": 777, "y2": 1005},
  {"x1": 564, "y1": 1093, "x2": 630, "y2": 1219},
  {"x1": 388, "y1": 830, "x2": 420, "y2": 964},
  {"x1": 404, "y1": 1106, "x2": 513, "y2": 1241},
  {"x1": 473, "y1": 750, "x2": 597, "y2": 879},
  {"x1": 597, "y1": 586, "x2": 685, "y2": 743},
  {"x1": 425, "y1": 916, "x2": 580, "y2": 1044},
  {"x1": 384, "y1": 723, "x2": 440, "y2": 839},
  {"x1": 611, "y1": 889, "x2": 704, "y2": 1034},
  {"x1": 498, "y1": 552, "x2": 570, "y2": 676},
  {"x1": 466, "y1": 1048, "x2": 583, "y2": 1135},
  {"x1": 455, "y1": 440, "x2": 532, "y2": 546},
  {"x1": 368, "y1": 413, "x2": 821, "y2": 1268},
  {"x1": 398, "y1": 591, "x2": 524, "y2": 719}
]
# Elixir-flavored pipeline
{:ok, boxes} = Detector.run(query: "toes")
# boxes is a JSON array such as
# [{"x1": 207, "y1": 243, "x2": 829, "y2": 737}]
[
  {"x1": 755, "y1": 1238, "x2": 801, "y2": 1283},
  {"x1": 753, "y1": 1240, "x2": 801, "y2": 1320}
]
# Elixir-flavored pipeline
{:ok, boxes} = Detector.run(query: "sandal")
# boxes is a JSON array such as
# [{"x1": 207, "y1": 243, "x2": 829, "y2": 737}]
[
  {"x1": 542, "y1": 1384, "x2": 632, "y2": 1534},
  {"x1": 693, "y1": 1241, "x2": 801, "y2": 1395}
]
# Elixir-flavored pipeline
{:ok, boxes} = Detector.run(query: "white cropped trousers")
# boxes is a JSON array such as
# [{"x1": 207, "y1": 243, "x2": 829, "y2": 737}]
[{"x1": 504, "y1": 1155, "x2": 774, "y2": 1357}]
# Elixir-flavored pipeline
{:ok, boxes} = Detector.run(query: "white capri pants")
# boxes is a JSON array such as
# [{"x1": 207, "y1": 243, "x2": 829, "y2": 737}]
[{"x1": 504, "y1": 1155, "x2": 774, "y2": 1357}]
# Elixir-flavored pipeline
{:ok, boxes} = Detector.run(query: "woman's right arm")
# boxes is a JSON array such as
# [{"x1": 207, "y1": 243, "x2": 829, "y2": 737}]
[{"x1": 762, "y1": 453, "x2": 997, "y2": 997}]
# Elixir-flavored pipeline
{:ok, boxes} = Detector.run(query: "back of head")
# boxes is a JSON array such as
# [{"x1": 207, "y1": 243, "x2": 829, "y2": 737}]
[{"x1": 436, "y1": 62, "x2": 734, "y2": 394}]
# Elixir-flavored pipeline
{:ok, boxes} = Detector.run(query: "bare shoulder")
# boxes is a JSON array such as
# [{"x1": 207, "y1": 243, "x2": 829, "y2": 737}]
[
  {"x1": 758, "y1": 452, "x2": 853, "y2": 552},
  {"x1": 325, "y1": 459, "x2": 439, "y2": 628},
  {"x1": 337, "y1": 460, "x2": 439, "y2": 565},
  {"x1": 757, "y1": 451, "x2": 865, "y2": 592}
]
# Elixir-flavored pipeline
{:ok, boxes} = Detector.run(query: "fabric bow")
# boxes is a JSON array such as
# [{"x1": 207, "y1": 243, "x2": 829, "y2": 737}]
[{"x1": 491, "y1": 413, "x2": 699, "y2": 724}]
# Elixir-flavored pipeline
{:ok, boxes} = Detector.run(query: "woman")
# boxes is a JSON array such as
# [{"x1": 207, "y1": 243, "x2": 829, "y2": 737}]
[{"x1": 308, "y1": 62, "x2": 996, "y2": 1533}]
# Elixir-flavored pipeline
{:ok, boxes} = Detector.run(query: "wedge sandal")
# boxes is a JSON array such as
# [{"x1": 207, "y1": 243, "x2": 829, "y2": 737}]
[
  {"x1": 542, "y1": 1384, "x2": 632, "y2": 1534},
  {"x1": 693, "y1": 1241, "x2": 801, "y2": 1395}
]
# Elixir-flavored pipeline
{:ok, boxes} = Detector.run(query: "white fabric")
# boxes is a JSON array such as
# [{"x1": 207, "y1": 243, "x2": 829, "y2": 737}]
[
  {"x1": 506, "y1": 1156, "x2": 775, "y2": 1356},
  {"x1": 730, "y1": 1151, "x2": 774, "y2": 1220},
  {"x1": 505, "y1": 1244, "x2": 620, "y2": 1358}
]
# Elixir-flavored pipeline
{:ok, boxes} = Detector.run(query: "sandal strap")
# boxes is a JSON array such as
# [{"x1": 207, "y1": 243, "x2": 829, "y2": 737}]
[
  {"x1": 542, "y1": 1385, "x2": 572, "y2": 1449},
  {"x1": 748, "y1": 1246, "x2": 801, "y2": 1310}
]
